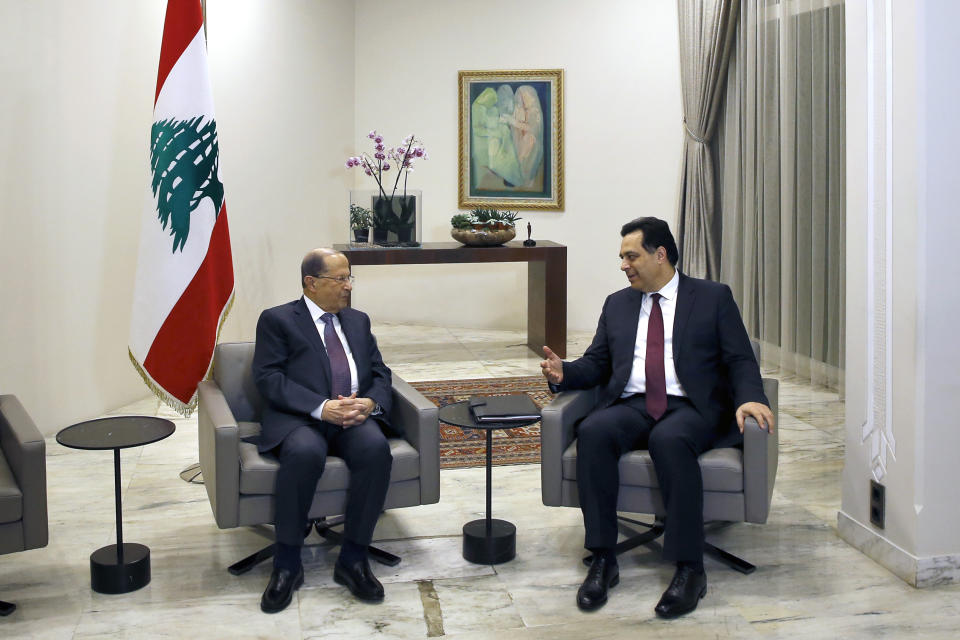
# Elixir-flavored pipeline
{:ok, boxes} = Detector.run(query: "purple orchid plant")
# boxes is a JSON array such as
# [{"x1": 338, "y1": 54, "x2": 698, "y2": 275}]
[{"x1": 345, "y1": 130, "x2": 428, "y2": 204}]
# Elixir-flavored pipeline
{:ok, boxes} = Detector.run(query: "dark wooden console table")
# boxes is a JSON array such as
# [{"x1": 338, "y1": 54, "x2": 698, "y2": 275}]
[{"x1": 334, "y1": 241, "x2": 567, "y2": 358}]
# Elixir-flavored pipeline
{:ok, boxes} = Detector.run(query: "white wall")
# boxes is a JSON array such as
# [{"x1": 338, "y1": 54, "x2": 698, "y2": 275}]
[
  {"x1": 350, "y1": 0, "x2": 684, "y2": 333},
  {"x1": 841, "y1": 0, "x2": 960, "y2": 583},
  {"x1": 205, "y1": 0, "x2": 356, "y2": 342},
  {"x1": 0, "y1": 1, "x2": 166, "y2": 434},
  {"x1": 842, "y1": 0, "x2": 921, "y2": 559},
  {"x1": 0, "y1": 1, "x2": 355, "y2": 434},
  {"x1": 915, "y1": 0, "x2": 960, "y2": 557}
]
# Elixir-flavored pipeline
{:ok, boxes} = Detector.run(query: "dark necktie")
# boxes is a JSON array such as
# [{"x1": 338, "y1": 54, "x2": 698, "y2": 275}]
[
  {"x1": 321, "y1": 313, "x2": 352, "y2": 399},
  {"x1": 645, "y1": 293, "x2": 667, "y2": 420}
]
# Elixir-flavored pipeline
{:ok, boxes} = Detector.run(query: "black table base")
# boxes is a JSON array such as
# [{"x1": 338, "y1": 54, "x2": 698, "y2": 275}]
[
  {"x1": 56, "y1": 416, "x2": 175, "y2": 596},
  {"x1": 437, "y1": 400, "x2": 540, "y2": 566},
  {"x1": 91, "y1": 543, "x2": 151, "y2": 594},
  {"x1": 462, "y1": 518, "x2": 516, "y2": 564}
]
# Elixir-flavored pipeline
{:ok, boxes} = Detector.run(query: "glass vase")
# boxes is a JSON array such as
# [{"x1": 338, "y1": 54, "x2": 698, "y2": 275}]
[{"x1": 349, "y1": 189, "x2": 422, "y2": 247}]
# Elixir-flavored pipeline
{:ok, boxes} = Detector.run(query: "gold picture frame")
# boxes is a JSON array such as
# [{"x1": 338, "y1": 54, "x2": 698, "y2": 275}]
[{"x1": 458, "y1": 69, "x2": 564, "y2": 210}]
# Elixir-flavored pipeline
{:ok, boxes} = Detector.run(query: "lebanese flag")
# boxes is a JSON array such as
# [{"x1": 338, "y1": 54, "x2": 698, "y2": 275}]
[{"x1": 129, "y1": 0, "x2": 234, "y2": 416}]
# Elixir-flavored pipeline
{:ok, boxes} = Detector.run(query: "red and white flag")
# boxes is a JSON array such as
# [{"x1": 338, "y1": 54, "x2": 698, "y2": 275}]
[{"x1": 129, "y1": 0, "x2": 234, "y2": 415}]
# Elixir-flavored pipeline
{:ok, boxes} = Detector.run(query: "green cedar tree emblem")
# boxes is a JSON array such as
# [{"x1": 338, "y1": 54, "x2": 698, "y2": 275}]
[{"x1": 149, "y1": 116, "x2": 224, "y2": 253}]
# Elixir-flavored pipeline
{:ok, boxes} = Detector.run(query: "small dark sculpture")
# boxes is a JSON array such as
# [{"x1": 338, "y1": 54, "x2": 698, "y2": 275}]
[{"x1": 523, "y1": 221, "x2": 536, "y2": 247}]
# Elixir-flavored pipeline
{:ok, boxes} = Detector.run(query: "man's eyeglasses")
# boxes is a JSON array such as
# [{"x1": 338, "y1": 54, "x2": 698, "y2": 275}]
[{"x1": 313, "y1": 274, "x2": 355, "y2": 285}]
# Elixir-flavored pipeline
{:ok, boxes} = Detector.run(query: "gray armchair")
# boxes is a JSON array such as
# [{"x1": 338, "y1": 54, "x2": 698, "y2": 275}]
[
  {"x1": 0, "y1": 395, "x2": 48, "y2": 616},
  {"x1": 540, "y1": 343, "x2": 778, "y2": 573},
  {"x1": 197, "y1": 342, "x2": 439, "y2": 574}
]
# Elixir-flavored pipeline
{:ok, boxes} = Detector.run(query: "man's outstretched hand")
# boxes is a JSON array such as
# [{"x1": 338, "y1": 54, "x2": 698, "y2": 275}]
[{"x1": 540, "y1": 346, "x2": 564, "y2": 385}]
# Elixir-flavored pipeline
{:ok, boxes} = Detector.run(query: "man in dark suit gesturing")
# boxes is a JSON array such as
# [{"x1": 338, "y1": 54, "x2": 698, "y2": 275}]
[
  {"x1": 253, "y1": 248, "x2": 396, "y2": 613},
  {"x1": 540, "y1": 218, "x2": 774, "y2": 618}
]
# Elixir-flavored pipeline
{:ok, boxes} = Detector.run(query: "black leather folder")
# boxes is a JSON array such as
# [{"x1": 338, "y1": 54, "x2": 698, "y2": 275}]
[{"x1": 468, "y1": 394, "x2": 540, "y2": 423}]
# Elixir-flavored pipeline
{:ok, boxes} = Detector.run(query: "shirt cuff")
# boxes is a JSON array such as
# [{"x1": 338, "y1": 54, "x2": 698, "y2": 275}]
[{"x1": 311, "y1": 400, "x2": 327, "y2": 421}]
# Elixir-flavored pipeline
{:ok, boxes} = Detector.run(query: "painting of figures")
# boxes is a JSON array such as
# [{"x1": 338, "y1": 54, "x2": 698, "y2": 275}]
[{"x1": 459, "y1": 69, "x2": 563, "y2": 210}]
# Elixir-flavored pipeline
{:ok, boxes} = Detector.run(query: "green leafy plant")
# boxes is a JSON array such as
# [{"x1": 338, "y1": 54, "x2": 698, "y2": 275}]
[
  {"x1": 349, "y1": 204, "x2": 373, "y2": 230},
  {"x1": 458, "y1": 208, "x2": 522, "y2": 228},
  {"x1": 498, "y1": 211, "x2": 522, "y2": 226},
  {"x1": 472, "y1": 208, "x2": 497, "y2": 225},
  {"x1": 451, "y1": 213, "x2": 473, "y2": 230}
]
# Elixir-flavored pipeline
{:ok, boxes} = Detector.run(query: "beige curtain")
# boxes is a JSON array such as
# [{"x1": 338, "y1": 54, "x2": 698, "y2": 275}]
[
  {"x1": 676, "y1": 0, "x2": 740, "y2": 280},
  {"x1": 715, "y1": 0, "x2": 845, "y2": 389}
]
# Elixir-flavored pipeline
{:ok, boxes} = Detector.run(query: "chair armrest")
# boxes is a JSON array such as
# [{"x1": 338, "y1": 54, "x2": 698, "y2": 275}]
[
  {"x1": 389, "y1": 376, "x2": 439, "y2": 505},
  {"x1": 0, "y1": 395, "x2": 48, "y2": 549},
  {"x1": 743, "y1": 378, "x2": 779, "y2": 523},
  {"x1": 197, "y1": 381, "x2": 242, "y2": 528},
  {"x1": 540, "y1": 387, "x2": 600, "y2": 506}
]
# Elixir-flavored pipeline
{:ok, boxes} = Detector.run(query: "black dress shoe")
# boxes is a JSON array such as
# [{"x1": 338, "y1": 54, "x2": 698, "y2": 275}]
[
  {"x1": 576, "y1": 554, "x2": 620, "y2": 611},
  {"x1": 654, "y1": 565, "x2": 707, "y2": 619},
  {"x1": 260, "y1": 566, "x2": 304, "y2": 614},
  {"x1": 334, "y1": 557, "x2": 384, "y2": 603}
]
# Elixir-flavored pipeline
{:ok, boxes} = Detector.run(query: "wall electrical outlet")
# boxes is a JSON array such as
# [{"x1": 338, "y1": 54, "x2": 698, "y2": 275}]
[{"x1": 869, "y1": 479, "x2": 885, "y2": 529}]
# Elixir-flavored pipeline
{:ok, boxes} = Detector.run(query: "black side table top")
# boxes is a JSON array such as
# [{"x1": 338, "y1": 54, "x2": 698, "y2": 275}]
[
  {"x1": 438, "y1": 399, "x2": 540, "y2": 431},
  {"x1": 57, "y1": 416, "x2": 176, "y2": 451}
]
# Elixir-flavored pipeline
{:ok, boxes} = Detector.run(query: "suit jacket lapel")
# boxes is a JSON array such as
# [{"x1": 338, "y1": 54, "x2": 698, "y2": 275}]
[
  {"x1": 614, "y1": 289, "x2": 644, "y2": 391},
  {"x1": 624, "y1": 289, "x2": 643, "y2": 352},
  {"x1": 339, "y1": 311, "x2": 369, "y2": 382},
  {"x1": 672, "y1": 273, "x2": 696, "y2": 362},
  {"x1": 293, "y1": 298, "x2": 332, "y2": 381}
]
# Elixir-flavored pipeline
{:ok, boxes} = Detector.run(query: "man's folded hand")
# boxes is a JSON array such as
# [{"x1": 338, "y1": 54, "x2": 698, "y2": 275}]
[{"x1": 321, "y1": 394, "x2": 376, "y2": 427}]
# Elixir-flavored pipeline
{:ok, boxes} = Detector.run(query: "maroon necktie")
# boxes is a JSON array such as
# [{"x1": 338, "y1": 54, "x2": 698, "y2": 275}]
[
  {"x1": 321, "y1": 313, "x2": 352, "y2": 399},
  {"x1": 645, "y1": 293, "x2": 667, "y2": 420}
]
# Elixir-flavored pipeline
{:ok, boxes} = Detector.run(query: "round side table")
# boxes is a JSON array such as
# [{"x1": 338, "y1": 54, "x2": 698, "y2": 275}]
[
  {"x1": 57, "y1": 416, "x2": 175, "y2": 594},
  {"x1": 438, "y1": 399, "x2": 540, "y2": 565}
]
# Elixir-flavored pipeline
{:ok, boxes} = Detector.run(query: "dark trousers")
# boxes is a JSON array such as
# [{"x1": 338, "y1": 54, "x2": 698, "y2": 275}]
[
  {"x1": 272, "y1": 419, "x2": 392, "y2": 548},
  {"x1": 576, "y1": 394, "x2": 716, "y2": 563}
]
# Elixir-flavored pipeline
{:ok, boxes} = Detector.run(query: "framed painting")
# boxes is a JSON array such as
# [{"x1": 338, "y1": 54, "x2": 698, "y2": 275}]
[{"x1": 458, "y1": 69, "x2": 564, "y2": 210}]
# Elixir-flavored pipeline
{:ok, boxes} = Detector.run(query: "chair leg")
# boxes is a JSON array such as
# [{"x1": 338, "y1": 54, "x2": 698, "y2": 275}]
[
  {"x1": 314, "y1": 517, "x2": 401, "y2": 567},
  {"x1": 228, "y1": 543, "x2": 276, "y2": 576},
  {"x1": 702, "y1": 520, "x2": 756, "y2": 574},
  {"x1": 0, "y1": 600, "x2": 16, "y2": 616},
  {"x1": 583, "y1": 516, "x2": 757, "y2": 574},
  {"x1": 178, "y1": 462, "x2": 203, "y2": 484},
  {"x1": 228, "y1": 515, "x2": 404, "y2": 575},
  {"x1": 226, "y1": 523, "x2": 311, "y2": 575},
  {"x1": 583, "y1": 516, "x2": 666, "y2": 566},
  {"x1": 704, "y1": 541, "x2": 755, "y2": 575}
]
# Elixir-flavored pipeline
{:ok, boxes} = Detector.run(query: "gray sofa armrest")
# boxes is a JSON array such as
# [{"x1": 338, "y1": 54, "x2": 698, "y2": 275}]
[
  {"x1": 743, "y1": 378, "x2": 779, "y2": 523},
  {"x1": 197, "y1": 381, "x2": 241, "y2": 528},
  {"x1": 0, "y1": 395, "x2": 48, "y2": 550},
  {"x1": 390, "y1": 376, "x2": 439, "y2": 505},
  {"x1": 540, "y1": 387, "x2": 600, "y2": 506}
]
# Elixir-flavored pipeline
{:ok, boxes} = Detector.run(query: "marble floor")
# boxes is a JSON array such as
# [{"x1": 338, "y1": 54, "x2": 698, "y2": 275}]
[{"x1": 3, "y1": 323, "x2": 960, "y2": 639}]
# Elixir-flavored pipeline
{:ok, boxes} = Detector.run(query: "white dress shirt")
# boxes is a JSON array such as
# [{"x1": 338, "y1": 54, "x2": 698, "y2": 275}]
[
  {"x1": 622, "y1": 269, "x2": 687, "y2": 398},
  {"x1": 303, "y1": 296, "x2": 359, "y2": 419}
]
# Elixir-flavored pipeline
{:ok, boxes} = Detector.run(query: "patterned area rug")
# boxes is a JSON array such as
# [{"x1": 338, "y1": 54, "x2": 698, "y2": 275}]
[{"x1": 409, "y1": 376, "x2": 552, "y2": 469}]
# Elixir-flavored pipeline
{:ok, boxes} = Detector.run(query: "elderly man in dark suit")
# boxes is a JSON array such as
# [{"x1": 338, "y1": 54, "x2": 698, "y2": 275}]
[
  {"x1": 252, "y1": 248, "x2": 396, "y2": 613},
  {"x1": 540, "y1": 217, "x2": 775, "y2": 618}
]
